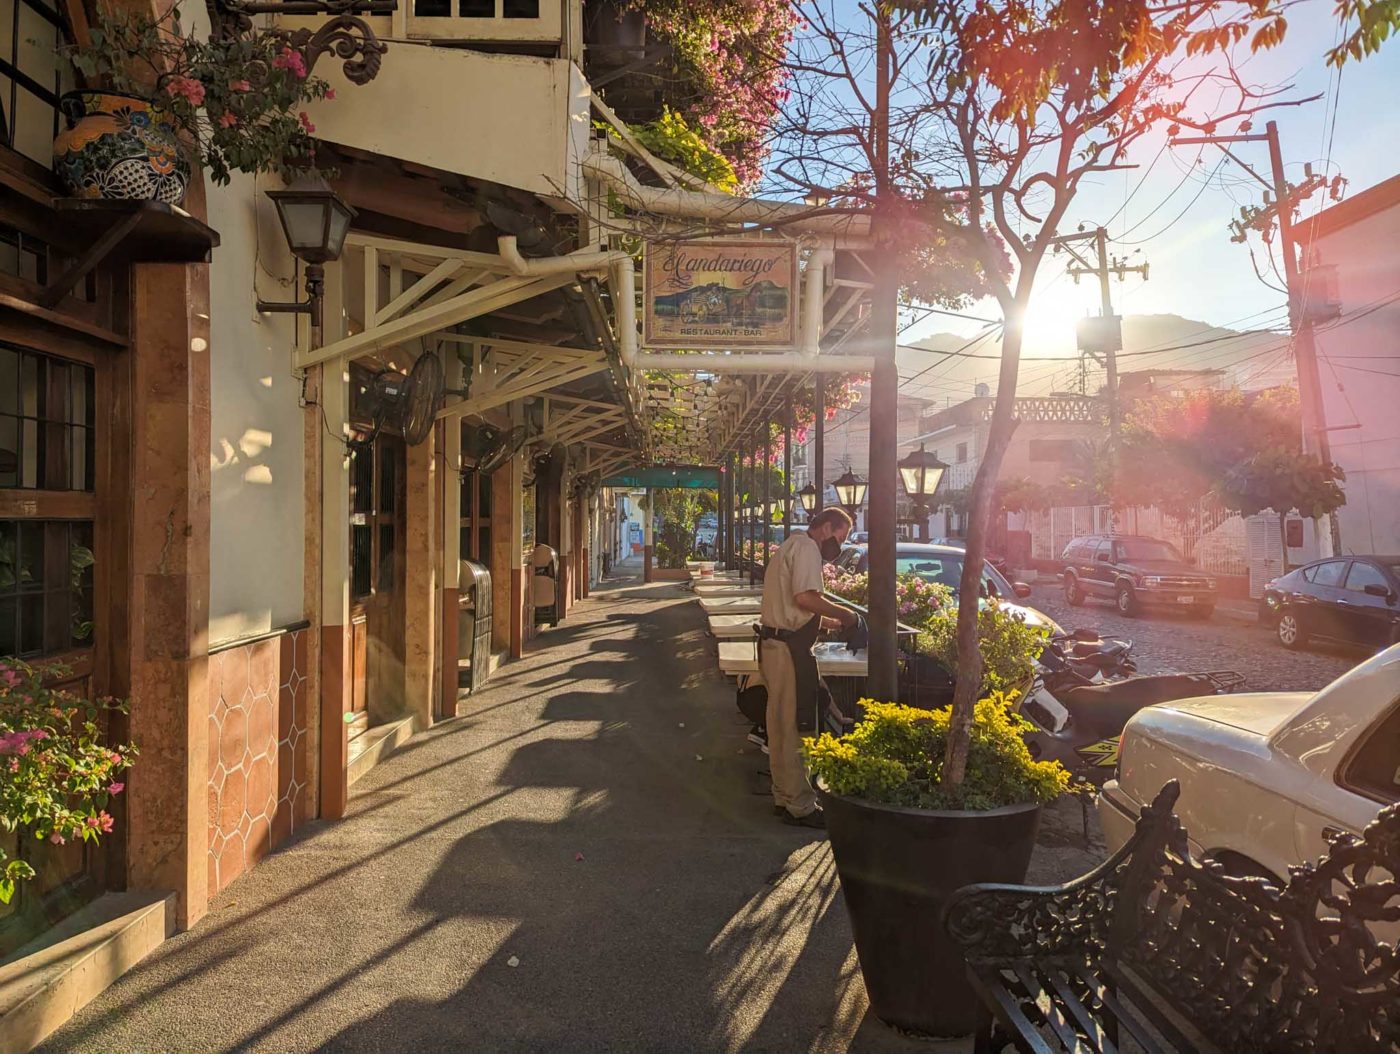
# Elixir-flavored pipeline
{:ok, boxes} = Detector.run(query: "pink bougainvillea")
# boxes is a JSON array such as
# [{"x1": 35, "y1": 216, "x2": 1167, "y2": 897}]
[{"x1": 625, "y1": 0, "x2": 799, "y2": 186}]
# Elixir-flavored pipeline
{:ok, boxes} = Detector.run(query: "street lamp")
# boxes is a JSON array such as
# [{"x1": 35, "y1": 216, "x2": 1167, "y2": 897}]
[
  {"x1": 797, "y1": 482, "x2": 818, "y2": 515},
  {"x1": 831, "y1": 469, "x2": 868, "y2": 523},
  {"x1": 257, "y1": 172, "x2": 357, "y2": 330},
  {"x1": 897, "y1": 444, "x2": 948, "y2": 542}
]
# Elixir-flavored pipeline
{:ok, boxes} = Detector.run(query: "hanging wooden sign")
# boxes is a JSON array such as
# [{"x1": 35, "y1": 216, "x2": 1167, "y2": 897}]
[{"x1": 643, "y1": 241, "x2": 798, "y2": 349}]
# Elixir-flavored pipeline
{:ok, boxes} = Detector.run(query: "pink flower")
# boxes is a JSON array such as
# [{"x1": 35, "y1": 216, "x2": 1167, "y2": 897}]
[
  {"x1": 109, "y1": 752, "x2": 122, "y2": 765},
  {"x1": 7, "y1": 759, "x2": 18, "y2": 773},
  {"x1": 0, "y1": 667, "x2": 20, "y2": 689},
  {"x1": 108, "y1": 781, "x2": 125, "y2": 795},
  {"x1": 98, "y1": 811, "x2": 114, "y2": 834},
  {"x1": 230, "y1": 79, "x2": 252, "y2": 92},
  {"x1": 164, "y1": 75, "x2": 205, "y2": 107},
  {"x1": 324, "y1": 88, "x2": 335, "y2": 100},
  {"x1": 86, "y1": 815, "x2": 100, "y2": 829},
  {"x1": 298, "y1": 112, "x2": 315, "y2": 134},
  {"x1": 219, "y1": 112, "x2": 239, "y2": 128},
  {"x1": 273, "y1": 47, "x2": 308, "y2": 79},
  {"x1": 49, "y1": 832, "x2": 65, "y2": 845}
]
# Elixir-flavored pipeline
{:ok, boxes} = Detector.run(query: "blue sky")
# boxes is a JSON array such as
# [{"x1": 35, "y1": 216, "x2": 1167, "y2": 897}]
[{"x1": 786, "y1": 2, "x2": 1400, "y2": 359}]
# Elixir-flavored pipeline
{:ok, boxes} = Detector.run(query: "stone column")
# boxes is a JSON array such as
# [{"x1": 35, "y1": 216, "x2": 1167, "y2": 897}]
[
  {"x1": 121, "y1": 261, "x2": 211, "y2": 930},
  {"x1": 316, "y1": 357, "x2": 351, "y2": 822},
  {"x1": 403, "y1": 423, "x2": 438, "y2": 729}
]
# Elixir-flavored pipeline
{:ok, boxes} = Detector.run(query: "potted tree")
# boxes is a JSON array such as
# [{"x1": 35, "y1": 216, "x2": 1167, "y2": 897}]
[
  {"x1": 55, "y1": 3, "x2": 334, "y2": 203},
  {"x1": 804, "y1": 692, "x2": 1069, "y2": 1036}
]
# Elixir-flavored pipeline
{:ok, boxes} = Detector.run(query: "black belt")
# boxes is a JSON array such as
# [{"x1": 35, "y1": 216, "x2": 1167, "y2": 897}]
[{"x1": 756, "y1": 624, "x2": 799, "y2": 643}]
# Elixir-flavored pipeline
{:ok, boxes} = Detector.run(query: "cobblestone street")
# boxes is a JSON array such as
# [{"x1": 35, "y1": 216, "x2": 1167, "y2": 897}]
[{"x1": 1026, "y1": 584, "x2": 1362, "y2": 692}]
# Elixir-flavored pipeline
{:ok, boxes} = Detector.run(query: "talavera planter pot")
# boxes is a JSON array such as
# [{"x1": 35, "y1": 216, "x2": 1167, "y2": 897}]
[
  {"x1": 53, "y1": 91, "x2": 190, "y2": 204},
  {"x1": 818, "y1": 785, "x2": 1042, "y2": 1037}
]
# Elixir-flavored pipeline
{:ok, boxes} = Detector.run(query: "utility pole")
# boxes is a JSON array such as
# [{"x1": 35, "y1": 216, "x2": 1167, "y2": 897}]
[
  {"x1": 1053, "y1": 226, "x2": 1148, "y2": 443},
  {"x1": 1173, "y1": 121, "x2": 1340, "y2": 556}
]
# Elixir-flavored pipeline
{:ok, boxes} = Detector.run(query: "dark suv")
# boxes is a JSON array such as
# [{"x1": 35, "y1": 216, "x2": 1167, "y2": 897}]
[{"x1": 1061, "y1": 534, "x2": 1217, "y2": 618}]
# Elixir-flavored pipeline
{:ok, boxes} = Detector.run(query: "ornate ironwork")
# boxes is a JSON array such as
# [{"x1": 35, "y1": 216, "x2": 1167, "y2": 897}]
[
  {"x1": 282, "y1": 16, "x2": 387, "y2": 85},
  {"x1": 206, "y1": 0, "x2": 391, "y2": 85},
  {"x1": 944, "y1": 781, "x2": 1400, "y2": 1052}
]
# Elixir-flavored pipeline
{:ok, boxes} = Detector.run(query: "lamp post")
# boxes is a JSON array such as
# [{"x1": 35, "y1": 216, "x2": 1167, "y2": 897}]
[
  {"x1": 831, "y1": 469, "x2": 868, "y2": 527},
  {"x1": 897, "y1": 444, "x2": 948, "y2": 542},
  {"x1": 257, "y1": 172, "x2": 357, "y2": 334}
]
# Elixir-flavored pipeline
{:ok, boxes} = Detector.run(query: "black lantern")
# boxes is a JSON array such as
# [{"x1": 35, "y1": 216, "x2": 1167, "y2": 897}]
[
  {"x1": 796, "y1": 482, "x2": 818, "y2": 514},
  {"x1": 257, "y1": 172, "x2": 357, "y2": 330},
  {"x1": 897, "y1": 444, "x2": 948, "y2": 541},
  {"x1": 831, "y1": 469, "x2": 868, "y2": 519}
]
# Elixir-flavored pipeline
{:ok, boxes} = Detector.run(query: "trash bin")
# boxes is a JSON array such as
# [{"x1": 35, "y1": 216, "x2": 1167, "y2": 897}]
[
  {"x1": 459, "y1": 559, "x2": 492, "y2": 693},
  {"x1": 531, "y1": 543, "x2": 560, "y2": 627}
]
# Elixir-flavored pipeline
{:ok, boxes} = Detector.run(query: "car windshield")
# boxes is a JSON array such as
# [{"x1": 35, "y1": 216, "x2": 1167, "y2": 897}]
[
  {"x1": 897, "y1": 553, "x2": 1013, "y2": 597},
  {"x1": 1115, "y1": 538, "x2": 1182, "y2": 562},
  {"x1": 1388, "y1": 563, "x2": 1400, "y2": 581}
]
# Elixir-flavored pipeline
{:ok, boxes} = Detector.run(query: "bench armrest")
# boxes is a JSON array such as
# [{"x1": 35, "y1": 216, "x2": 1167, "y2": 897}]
[{"x1": 943, "y1": 781, "x2": 1183, "y2": 964}]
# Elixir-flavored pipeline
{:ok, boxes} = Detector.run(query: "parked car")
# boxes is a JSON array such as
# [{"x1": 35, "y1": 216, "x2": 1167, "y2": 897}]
[
  {"x1": 1061, "y1": 534, "x2": 1216, "y2": 618},
  {"x1": 835, "y1": 542, "x2": 1060, "y2": 633},
  {"x1": 1099, "y1": 644, "x2": 1400, "y2": 883},
  {"x1": 1259, "y1": 555, "x2": 1400, "y2": 652},
  {"x1": 927, "y1": 536, "x2": 1014, "y2": 575}
]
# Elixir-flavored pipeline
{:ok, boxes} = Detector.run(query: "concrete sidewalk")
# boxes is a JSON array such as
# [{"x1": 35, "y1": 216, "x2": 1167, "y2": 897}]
[{"x1": 38, "y1": 569, "x2": 1096, "y2": 1053}]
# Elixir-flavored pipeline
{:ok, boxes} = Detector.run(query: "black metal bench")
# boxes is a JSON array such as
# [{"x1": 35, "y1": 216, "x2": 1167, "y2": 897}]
[{"x1": 943, "y1": 781, "x2": 1400, "y2": 1053}]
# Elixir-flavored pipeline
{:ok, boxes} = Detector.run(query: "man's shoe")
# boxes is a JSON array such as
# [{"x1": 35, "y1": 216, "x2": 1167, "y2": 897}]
[
  {"x1": 781, "y1": 808, "x2": 826, "y2": 829},
  {"x1": 747, "y1": 726, "x2": 769, "y2": 754}
]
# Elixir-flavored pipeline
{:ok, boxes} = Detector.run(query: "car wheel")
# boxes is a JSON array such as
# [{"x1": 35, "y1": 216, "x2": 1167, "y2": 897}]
[
  {"x1": 1115, "y1": 583, "x2": 1139, "y2": 617},
  {"x1": 1064, "y1": 574, "x2": 1084, "y2": 606},
  {"x1": 1276, "y1": 609, "x2": 1308, "y2": 650}
]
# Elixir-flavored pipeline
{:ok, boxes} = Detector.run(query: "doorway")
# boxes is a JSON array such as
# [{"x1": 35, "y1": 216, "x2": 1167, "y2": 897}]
[{"x1": 348, "y1": 366, "x2": 408, "y2": 741}]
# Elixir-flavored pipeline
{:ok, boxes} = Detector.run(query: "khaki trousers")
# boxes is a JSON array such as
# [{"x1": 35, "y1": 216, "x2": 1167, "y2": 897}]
[{"x1": 759, "y1": 638, "x2": 818, "y2": 817}]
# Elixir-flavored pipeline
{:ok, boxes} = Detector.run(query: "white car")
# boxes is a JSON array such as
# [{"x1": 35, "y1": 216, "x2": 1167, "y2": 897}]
[{"x1": 1099, "y1": 643, "x2": 1400, "y2": 883}]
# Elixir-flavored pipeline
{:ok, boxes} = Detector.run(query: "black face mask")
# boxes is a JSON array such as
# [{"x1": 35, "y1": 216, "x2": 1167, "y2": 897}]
[{"x1": 819, "y1": 536, "x2": 843, "y2": 563}]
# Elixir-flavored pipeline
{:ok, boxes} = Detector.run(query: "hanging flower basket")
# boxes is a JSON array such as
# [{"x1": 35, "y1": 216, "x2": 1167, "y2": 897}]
[
  {"x1": 54, "y1": 90, "x2": 191, "y2": 204},
  {"x1": 57, "y1": 2, "x2": 336, "y2": 202}
]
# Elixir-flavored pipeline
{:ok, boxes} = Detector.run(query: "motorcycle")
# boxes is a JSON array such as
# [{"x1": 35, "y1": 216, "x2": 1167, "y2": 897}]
[
  {"x1": 1017, "y1": 668, "x2": 1247, "y2": 788},
  {"x1": 1040, "y1": 628, "x2": 1138, "y2": 684}
]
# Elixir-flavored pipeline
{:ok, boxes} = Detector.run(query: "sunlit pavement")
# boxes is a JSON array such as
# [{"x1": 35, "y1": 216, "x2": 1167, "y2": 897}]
[{"x1": 38, "y1": 566, "x2": 1096, "y2": 1053}]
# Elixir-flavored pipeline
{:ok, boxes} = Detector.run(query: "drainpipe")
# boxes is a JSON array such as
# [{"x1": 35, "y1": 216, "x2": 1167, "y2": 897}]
[
  {"x1": 497, "y1": 235, "x2": 627, "y2": 277},
  {"x1": 583, "y1": 150, "x2": 872, "y2": 241},
  {"x1": 802, "y1": 249, "x2": 834, "y2": 358}
]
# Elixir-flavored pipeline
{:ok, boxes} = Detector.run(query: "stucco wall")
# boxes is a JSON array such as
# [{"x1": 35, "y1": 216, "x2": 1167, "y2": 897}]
[
  {"x1": 305, "y1": 44, "x2": 584, "y2": 200},
  {"x1": 206, "y1": 174, "x2": 307, "y2": 644},
  {"x1": 1312, "y1": 202, "x2": 1400, "y2": 555}
]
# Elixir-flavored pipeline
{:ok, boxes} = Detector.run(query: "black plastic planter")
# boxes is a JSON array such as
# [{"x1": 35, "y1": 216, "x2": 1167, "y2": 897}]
[{"x1": 818, "y1": 786, "x2": 1042, "y2": 1037}]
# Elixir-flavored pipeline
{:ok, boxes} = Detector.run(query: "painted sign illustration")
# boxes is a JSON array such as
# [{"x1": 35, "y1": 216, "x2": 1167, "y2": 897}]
[{"x1": 643, "y1": 241, "x2": 798, "y2": 349}]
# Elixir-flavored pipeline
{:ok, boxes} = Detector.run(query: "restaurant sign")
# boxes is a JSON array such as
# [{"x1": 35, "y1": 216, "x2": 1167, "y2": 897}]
[{"x1": 643, "y1": 241, "x2": 798, "y2": 349}]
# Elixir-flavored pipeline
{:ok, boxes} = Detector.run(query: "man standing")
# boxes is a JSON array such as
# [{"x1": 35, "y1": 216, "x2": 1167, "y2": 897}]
[{"x1": 758, "y1": 507, "x2": 857, "y2": 828}]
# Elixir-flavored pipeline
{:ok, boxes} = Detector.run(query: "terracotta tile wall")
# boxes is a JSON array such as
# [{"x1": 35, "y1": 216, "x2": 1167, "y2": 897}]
[{"x1": 206, "y1": 627, "x2": 311, "y2": 895}]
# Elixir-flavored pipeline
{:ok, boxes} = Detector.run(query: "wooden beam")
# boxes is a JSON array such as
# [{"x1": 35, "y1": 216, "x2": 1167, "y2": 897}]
[{"x1": 295, "y1": 272, "x2": 576, "y2": 370}]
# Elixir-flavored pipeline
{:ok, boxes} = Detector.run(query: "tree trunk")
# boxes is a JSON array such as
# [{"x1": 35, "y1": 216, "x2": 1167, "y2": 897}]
[{"x1": 942, "y1": 319, "x2": 1026, "y2": 788}]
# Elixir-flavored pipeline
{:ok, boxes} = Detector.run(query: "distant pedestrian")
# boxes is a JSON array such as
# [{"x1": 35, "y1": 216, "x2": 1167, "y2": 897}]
[{"x1": 757, "y1": 507, "x2": 856, "y2": 828}]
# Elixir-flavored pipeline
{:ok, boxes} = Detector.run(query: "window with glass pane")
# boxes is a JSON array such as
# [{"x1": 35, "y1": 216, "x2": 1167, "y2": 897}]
[
  {"x1": 0, "y1": 519, "x2": 93, "y2": 657},
  {"x1": 0, "y1": 0, "x2": 76, "y2": 166},
  {"x1": 0, "y1": 344, "x2": 95, "y2": 491}
]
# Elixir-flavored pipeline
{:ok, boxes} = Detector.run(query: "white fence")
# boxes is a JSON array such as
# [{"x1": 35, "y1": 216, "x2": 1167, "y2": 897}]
[{"x1": 1022, "y1": 497, "x2": 1284, "y2": 595}]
